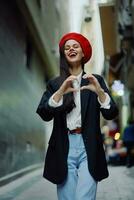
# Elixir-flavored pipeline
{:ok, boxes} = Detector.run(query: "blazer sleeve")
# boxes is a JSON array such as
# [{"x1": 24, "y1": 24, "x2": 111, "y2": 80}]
[
  {"x1": 97, "y1": 75, "x2": 118, "y2": 120},
  {"x1": 36, "y1": 80, "x2": 64, "y2": 121}
]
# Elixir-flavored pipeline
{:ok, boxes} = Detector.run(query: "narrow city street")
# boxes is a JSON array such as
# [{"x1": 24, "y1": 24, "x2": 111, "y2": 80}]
[
  {"x1": 1, "y1": 0, "x2": 134, "y2": 200},
  {"x1": 0, "y1": 166, "x2": 134, "y2": 200}
]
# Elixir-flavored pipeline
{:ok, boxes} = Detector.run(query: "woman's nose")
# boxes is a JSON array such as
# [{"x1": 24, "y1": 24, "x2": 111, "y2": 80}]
[{"x1": 69, "y1": 46, "x2": 75, "y2": 51}]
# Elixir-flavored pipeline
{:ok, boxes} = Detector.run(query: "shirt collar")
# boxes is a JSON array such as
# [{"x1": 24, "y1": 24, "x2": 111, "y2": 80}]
[{"x1": 76, "y1": 71, "x2": 83, "y2": 84}]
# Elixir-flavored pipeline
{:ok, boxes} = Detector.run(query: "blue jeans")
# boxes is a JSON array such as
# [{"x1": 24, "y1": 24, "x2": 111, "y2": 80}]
[{"x1": 57, "y1": 133, "x2": 97, "y2": 200}]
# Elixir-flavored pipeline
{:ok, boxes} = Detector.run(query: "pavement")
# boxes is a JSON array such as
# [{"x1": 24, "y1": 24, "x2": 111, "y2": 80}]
[
  {"x1": 96, "y1": 165, "x2": 134, "y2": 200},
  {"x1": 0, "y1": 165, "x2": 134, "y2": 200}
]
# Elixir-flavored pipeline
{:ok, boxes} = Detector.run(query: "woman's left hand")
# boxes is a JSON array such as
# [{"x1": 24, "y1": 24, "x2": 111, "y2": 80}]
[
  {"x1": 80, "y1": 74, "x2": 106, "y2": 103},
  {"x1": 80, "y1": 74, "x2": 102, "y2": 94}
]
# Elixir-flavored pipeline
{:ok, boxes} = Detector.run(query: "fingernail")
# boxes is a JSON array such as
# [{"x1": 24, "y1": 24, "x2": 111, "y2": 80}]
[{"x1": 83, "y1": 75, "x2": 87, "y2": 78}]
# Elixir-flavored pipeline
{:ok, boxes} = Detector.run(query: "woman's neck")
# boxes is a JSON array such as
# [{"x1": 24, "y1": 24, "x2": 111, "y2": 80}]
[{"x1": 69, "y1": 65, "x2": 83, "y2": 76}]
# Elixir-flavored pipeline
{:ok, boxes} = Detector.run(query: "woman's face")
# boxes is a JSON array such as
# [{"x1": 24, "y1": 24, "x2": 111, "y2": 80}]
[{"x1": 64, "y1": 39, "x2": 84, "y2": 65}]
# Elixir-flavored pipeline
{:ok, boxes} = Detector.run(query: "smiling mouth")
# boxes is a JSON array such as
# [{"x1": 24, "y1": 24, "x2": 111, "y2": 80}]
[{"x1": 68, "y1": 52, "x2": 77, "y2": 57}]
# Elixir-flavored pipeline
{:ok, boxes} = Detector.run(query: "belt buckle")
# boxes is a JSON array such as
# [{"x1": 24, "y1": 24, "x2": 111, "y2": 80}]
[{"x1": 69, "y1": 127, "x2": 81, "y2": 134}]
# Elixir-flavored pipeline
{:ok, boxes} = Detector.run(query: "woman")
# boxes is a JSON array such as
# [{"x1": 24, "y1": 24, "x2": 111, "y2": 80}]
[{"x1": 36, "y1": 32, "x2": 118, "y2": 200}]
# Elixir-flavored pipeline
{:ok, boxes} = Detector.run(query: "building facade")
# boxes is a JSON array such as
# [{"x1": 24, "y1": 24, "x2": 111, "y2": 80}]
[{"x1": 0, "y1": 0, "x2": 70, "y2": 181}]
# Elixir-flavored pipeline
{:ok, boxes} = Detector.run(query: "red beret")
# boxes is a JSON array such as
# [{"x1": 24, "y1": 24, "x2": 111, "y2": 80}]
[{"x1": 59, "y1": 32, "x2": 92, "y2": 63}]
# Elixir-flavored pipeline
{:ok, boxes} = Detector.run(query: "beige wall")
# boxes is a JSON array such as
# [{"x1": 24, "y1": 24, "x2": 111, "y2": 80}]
[
  {"x1": 99, "y1": 5, "x2": 117, "y2": 56},
  {"x1": 16, "y1": 0, "x2": 70, "y2": 78}
]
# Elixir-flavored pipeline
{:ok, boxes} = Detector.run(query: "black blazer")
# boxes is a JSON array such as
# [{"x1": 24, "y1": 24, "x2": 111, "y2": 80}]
[{"x1": 36, "y1": 73, "x2": 118, "y2": 184}]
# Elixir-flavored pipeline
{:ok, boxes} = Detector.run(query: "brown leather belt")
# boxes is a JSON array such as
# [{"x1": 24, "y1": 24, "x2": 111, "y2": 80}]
[{"x1": 69, "y1": 127, "x2": 82, "y2": 134}]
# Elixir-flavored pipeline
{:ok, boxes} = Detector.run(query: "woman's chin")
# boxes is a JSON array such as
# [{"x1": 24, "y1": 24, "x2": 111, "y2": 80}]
[{"x1": 67, "y1": 58, "x2": 81, "y2": 65}]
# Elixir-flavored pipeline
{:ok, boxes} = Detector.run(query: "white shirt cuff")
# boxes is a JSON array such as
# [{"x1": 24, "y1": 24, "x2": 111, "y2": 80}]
[
  {"x1": 98, "y1": 93, "x2": 111, "y2": 109},
  {"x1": 48, "y1": 93, "x2": 63, "y2": 107}
]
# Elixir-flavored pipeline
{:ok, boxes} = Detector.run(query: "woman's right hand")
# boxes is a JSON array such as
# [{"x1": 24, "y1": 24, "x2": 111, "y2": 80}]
[
  {"x1": 59, "y1": 75, "x2": 78, "y2": 95},
  {"x1": 53, "y1": 75, "x2": 78, "y2": 103}
]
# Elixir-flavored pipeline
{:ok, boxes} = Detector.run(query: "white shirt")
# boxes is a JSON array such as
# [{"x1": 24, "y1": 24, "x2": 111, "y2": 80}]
[{"x1": 49, "y1": 72, "x2": 110, "y2": 130}]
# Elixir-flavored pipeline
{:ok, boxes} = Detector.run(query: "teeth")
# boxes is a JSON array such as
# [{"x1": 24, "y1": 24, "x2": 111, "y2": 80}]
[{"x1": 69, "y1": 52, "x2": 77, "y2": 56}]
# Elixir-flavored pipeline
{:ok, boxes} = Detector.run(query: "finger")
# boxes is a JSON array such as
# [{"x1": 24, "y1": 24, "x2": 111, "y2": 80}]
[
  {"x1": 80, "y1": 86, "x2": 89, "y2": 90},
  {"x1": 65, "y1": 88, "x2": 79, "y2": 94},
  {"x1": 88, "y1": 76, "x2": 98, "y2": 85},
  {"x1": 82, "y1": 74, "x2": 89, "y2": 79},
  {"x1": 83, "y1": 74, "x2": 95, "y2": 79},
  {"x1": 82, "y1": 74, "x2": 95, "y2": 82},
  {"x1": 66, "y1": 77, "x2": 77, "y2": 83},
  {"x1": 70, "y1": 88, "x2": 79, "y2": 92}
]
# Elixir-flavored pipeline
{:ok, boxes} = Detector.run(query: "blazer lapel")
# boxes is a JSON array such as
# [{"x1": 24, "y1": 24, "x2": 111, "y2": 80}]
[{"x1": 80, "y1": 74, "x2": 91, "y2": 125}]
